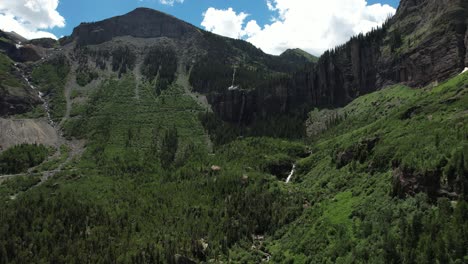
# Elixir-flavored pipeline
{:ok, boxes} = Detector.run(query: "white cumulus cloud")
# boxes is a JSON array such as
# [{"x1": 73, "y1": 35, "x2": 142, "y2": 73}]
[
  {"x1": 201, "y1": 0, "x2": 396, "y2": 56},
  {"x1": 0, "y1": 0, "x2": 65, "y2": 40},
  {"x1": 159, "y1": 0, "x2": 184, "y2": 6},
  {"x1": 201, "y1": 7, "x2": 249, "y2": 39}
]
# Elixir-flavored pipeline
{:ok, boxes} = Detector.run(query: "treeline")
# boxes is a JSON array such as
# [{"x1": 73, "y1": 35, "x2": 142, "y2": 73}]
[
  {"x1": 112, "y1": 46, "x2": 136, "y2": 77},
  {"x1": 0, "y1": 144, "x2": 50, "y2": 174},
  {"x1": 141, "y1": 46, "x2": 178, "y2": 95},
  {"x1": 199, "y1": 111, "x2": 306, "y2": 147}
]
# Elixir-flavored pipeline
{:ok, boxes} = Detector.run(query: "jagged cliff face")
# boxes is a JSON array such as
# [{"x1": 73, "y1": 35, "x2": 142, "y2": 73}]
[
  {"x1": 208, "y1": 0, "x2": 468, "y2": 124},
  {"x1": 385, "y1": 0, "x2": 467, "y2": 86},
  {"x1": 0, "y1": 32, "x2": 43, "y2": 117},
  {"x1": 10, "y1": 1, "x2": 464, "y2": 125}
]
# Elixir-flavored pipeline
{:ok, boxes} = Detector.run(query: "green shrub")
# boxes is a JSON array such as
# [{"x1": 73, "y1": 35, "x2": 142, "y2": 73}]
[{"x1": 0, "y1": 144, "x2": 50, "y2": 174}]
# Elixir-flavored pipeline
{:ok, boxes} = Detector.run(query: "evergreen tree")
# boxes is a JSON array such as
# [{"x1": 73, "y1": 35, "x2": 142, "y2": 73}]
[{"x1": 160, "y1": 126, "x2": 178, "y2": 169}]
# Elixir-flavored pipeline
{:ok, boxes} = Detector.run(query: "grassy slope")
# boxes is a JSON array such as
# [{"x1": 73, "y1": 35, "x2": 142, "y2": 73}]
[{"x1": 267, "y1": 73, "x2": 468, "y2": 263}]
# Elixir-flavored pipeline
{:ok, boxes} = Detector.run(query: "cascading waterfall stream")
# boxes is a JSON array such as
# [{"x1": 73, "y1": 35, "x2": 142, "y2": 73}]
[
  {"x1": 228, "y1": 66, "x2": 238, "y2": 91},
  {"x1": 14, "y1": 63, "x2": 55, "y2": 126},
  {"x1": 231, "y1": 67, "x2": 236, "y2": 86},
  {"x1": 285, "y1": 164, "x2": 296, "y2": 183}
]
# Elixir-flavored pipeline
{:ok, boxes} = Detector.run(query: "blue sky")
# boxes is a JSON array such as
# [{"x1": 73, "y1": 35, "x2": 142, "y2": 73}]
[
  {"x1": 0, "y1": 0, "x2": 400, "y2": 55},
  {"x1": 49, "y1": 0, "x2": 399, "y2": 37}
]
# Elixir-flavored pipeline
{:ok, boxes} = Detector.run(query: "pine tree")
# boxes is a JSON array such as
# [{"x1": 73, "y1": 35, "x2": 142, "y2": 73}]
[
  {"x1": 0, "y1": 243, "x2": 7, "y2": 264},
  {"x1": 160, "y1": 127, "x2": 178, "y2": 169}
]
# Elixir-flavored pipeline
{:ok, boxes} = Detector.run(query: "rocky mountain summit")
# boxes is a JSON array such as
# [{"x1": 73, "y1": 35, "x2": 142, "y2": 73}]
[{"x1": 67, "y1": 8, "x2": 199, "y2": 46}]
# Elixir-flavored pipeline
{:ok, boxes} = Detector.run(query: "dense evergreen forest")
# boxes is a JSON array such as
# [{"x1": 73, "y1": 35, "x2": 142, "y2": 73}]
[
  {"x1": 0, "y1": 70, "x2": 466, "y2": 263},
  {"x1": 0, "y1": 3, "x2": 467, "y2": 262}
]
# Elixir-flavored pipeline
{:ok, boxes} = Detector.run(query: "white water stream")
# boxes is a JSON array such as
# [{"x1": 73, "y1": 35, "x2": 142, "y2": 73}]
[
  {"x1": 15, "y1": 63, "x2": 55, "y2": 126},
  {"x1": 285, "y1": 164, "x2": 296, "y2": 183},
  {"x1": 228, "y1": 67, "x2": 239, "y2": 91}
]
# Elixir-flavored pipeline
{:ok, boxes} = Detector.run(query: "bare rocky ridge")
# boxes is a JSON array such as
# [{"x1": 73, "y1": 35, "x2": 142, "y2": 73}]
[{"x1": 66, "y1": 8, "x2": 200, "y2": 46}]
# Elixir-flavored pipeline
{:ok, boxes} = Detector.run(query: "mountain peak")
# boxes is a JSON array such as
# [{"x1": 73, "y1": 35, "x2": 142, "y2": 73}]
[
  {"x1": 280, "y1": 48, "x2": 318, "y2": 63},
  {"x1": 69, "y1": 7, "x2": 197, "y2": 46}
]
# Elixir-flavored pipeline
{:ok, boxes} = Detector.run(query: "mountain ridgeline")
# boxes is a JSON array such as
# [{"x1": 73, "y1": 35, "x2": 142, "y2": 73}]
[
  {"x1": 0, "y1": 0, "x2": 467, "y2": 263},
  {"x1": 207, "y1": 0, "x2": 468, "y2": 125},
  {"x1": 60, "y1": 0, "x2": 467, "y2": 129}
]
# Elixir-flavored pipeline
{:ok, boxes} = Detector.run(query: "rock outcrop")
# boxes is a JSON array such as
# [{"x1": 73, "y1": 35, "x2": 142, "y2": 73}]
[
  {"x1": 56, "y1": 1, "x2": 467, "y2": 126},
  {"x1": 392, "y1": 165, "x2": 441, "y2": 199},
  {"x1": 206, "y1": 0, "x2": 468, "y2": 124},
  {"x1": 0, "y1": 30, "x2": 42, "y2": 62},
  {"x1": 0, "y1": 93, "x2": 39, "y2": 117},
  {"x1": 68, "y1": 8, "x2": 198, "y2": 46}
]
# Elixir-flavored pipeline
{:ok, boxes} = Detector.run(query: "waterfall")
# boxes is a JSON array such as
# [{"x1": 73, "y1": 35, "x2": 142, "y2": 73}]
[
  {"x1": 228, "y1": 67, "x2": 239, "y2": 91},
  {"x1": 15, "y1": 63, "x2": 55, "y2": 126},
  {"x1": 231, "y1": 67, "x2": 236, "y2": 86},
  {"x1": 285, "y1": 164, "x2": 296, "y2": 183}
]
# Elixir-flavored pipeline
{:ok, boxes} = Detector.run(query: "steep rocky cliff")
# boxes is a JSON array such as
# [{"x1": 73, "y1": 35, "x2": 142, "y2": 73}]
[
  {"x1": 0, "y1": 30, "x2": 42, "y2": 62},
  {"x1": 50, "y1": 1, "x2": 467, "y2": 126},
  {"x1": 67, "y1": 8, "x2": 199, "y2": 46},
  {"x1": 208, "y1": 0, "x2": 468, "y2": 124}
]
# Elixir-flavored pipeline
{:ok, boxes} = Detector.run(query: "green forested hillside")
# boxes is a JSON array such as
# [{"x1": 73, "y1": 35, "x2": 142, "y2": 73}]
[
  {"x1": 0, "y1": 69, "x2": 466, "y2": 263},
  {"x1": 0, "y1": 73, "x2": 306, "y2": 263},
  {"x1": 267, "y1": 73, "x2": 468, "y2": 263}
]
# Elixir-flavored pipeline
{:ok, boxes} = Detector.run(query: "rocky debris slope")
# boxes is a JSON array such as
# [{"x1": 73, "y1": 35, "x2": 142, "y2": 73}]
[{"x1": 0, "y1": 118, "x2": 59, "y2": 151}]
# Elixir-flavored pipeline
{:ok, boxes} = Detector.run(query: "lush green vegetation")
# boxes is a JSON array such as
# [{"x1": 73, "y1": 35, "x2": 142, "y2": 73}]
[
  {"x1": 141, "y1": 46, "x2": 178, "y2": 95},
  {"x1": 0, "y1": 144, "x2": 50, "y2": 174},
  {"x1": 266, "y1": 73, "x2": 468, "y2": 263},
  {"x1": 0, "y1": 68, "x2": 466, "y2": 263},
  {"x1": 76, "y1": 67, "x2": 98, "y2": 87},
  {"x1": 189, "y1": 31, "x2": 307, "y2": 94},
  {"x1": 0, "y1": 73, "x2": 306, "y2": 262},
  {"x1": 31, "y1": 55, "x2": 70, "y2": 122},
  {"x1": 200, "y1": 111, "x2": 305, "y2": 146},
  {"x1": 0, "y1": 175, "x2": 41, "y2": 202}
]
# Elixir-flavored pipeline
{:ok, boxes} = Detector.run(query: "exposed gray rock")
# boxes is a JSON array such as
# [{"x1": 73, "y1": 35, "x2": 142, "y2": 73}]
[
  {"x1": 205, "y1": 0, "x2": 468, "y2": 124},
  {"x1": 69, "y1": 8, "x2": 199, "y2": 46}
]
